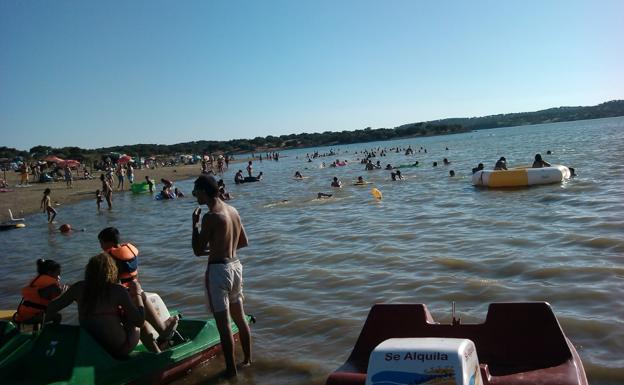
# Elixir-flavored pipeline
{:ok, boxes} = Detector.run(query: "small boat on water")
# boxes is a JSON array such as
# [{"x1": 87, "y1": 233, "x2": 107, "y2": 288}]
[
  {"x1": 326, "y1": 302, "x2": 587, "y2": 385},
  {"x1": 0, "y1": 313, "x2": 253, "y2": 385},
  {"x1": 472, "y1": 165, "x2": 570, "y2": 188}
]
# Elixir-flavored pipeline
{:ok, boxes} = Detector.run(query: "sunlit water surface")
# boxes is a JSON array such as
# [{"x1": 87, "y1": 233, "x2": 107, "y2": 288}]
[{"x1": 1, "y1": 117, "x2": 623, "y2": 385}]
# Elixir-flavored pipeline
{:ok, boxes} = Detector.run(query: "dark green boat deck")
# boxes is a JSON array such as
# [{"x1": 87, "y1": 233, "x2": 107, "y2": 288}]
[{"x1": 0, "y1": 317, "x2": 248, "y2": 385}]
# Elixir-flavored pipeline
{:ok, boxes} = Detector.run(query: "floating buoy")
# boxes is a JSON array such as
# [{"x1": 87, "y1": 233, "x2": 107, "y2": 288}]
[
  {"x1": 371, "y1": 187, "x2": 383, "y2": 200},
  {"x1": 0, "y1": 223, "x2": 25, "y2": 231}
]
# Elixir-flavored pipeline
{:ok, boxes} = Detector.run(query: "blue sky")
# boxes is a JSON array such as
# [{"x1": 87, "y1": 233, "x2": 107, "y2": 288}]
[{"x1": 1, "y1": 0, "x2": 622, "y2": 150}]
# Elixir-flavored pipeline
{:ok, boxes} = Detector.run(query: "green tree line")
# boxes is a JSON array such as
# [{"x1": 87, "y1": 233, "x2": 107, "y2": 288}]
[
  {"x1": 2, "y1": 100, "x2": 623, "y2": 162},
  {"x1": 426, "y1": 100, "x2": 624, "y2": 130}
]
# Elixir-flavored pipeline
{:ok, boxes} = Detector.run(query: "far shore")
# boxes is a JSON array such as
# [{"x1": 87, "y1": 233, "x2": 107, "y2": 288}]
[{"x1": 0, "y1": 163, "x2": 219, "y2": 223}]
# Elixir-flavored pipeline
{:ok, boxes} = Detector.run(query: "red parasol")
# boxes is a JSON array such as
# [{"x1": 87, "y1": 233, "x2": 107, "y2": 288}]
[
  {"x1": 44, "y1": 155, "x2": 65, "y2": 163},
  {"x1": 63, "y1": 159, "x2": 81, "y2": 168},
  {"x1": 118, "y1": 155, "x2": 133, "y2": 164}
]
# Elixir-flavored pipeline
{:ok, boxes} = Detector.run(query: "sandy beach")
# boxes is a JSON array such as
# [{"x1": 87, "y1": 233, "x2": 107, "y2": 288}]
[{"x1": 0, "y1": 163, "x2": 211, "y2": 223}]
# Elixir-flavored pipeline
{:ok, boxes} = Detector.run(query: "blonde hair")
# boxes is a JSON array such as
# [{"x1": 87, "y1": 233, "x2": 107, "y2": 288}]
[{"x1": 82, "y1": 253, "x2": 118, "y2": 315}]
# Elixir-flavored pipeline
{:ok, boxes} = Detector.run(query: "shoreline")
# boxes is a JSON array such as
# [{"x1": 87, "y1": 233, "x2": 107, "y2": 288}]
[{"x1": 0, "y1": 164, "x2": 210, "y2": 223}]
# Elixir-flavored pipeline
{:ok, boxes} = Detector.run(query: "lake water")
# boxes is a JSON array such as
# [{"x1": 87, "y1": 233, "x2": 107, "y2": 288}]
[{"x1": 1, "y1": 117, "x2": 623, "y2": 385}]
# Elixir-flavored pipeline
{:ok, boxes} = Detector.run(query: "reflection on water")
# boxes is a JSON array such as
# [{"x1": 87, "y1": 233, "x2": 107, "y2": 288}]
[{"x1": 1, "y1": 117, "x2": 623, "y2": 385}]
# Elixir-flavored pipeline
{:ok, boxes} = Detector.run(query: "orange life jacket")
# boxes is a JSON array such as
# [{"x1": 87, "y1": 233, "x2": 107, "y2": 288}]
[
  {"x1": 107, "y1": 243, "x2": 139, "y2": 285},
  {"x1": 14, "y1": 274, "x2": 61, "y2": 323}
]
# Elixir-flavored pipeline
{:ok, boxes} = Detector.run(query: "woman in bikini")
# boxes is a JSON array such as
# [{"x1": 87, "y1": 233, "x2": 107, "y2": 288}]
[{"x1": 46, "y1": 253, "x2": 145, "y2": 358}]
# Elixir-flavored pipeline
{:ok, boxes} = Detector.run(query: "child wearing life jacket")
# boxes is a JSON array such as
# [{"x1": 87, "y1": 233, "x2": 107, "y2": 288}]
[
  {"x1": 98, "y1": 227, "x2": 178, "y2": 352},
  {"x1": 14, "y1": 259, "x2": 64, "y2": 325}
]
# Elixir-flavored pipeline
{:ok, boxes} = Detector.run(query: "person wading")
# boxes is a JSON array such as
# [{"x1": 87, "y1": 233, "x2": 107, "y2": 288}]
[{"x1": 191, "y1": 175, "x2": 252, "y2": 378}]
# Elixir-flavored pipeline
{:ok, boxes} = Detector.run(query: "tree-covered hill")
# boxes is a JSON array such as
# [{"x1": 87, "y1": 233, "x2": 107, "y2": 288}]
[
  {"x1": 2, "y1": 100, "x2": 623, "y2": 162},
  {"x1": 425, "y1": 100, "x2": 624, "y2": 131}
]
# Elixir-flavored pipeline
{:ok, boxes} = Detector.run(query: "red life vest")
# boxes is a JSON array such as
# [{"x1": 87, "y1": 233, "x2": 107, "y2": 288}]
[
  {"x1": 14, "y1": 274, "x2": 61, "y2": 323},
  {"x1": 107, "y1": 243, "x2": 139, "y2": 285}
]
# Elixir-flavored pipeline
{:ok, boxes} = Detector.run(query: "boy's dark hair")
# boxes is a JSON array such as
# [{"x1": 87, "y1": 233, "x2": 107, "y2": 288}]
[
  {"x1": 37, "y1": 258, "x2": 60, "y2": 275},
  {"x1": 98, "y1": 227, "x2": 120, "y2": 244},
  {"x1": 194, "y1": 175, "x2": 219, "y2": 198},
  {"x1": 44, "y1": 188, "x2": 51, "y2": 194}
]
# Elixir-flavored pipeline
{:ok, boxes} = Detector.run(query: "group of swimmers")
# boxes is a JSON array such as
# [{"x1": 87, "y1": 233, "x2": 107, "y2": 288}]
[
  {"x1": 296, "y1": 149, "x2": 577, "y2": 200},
  {"x1": 157, "y1": 178, "x2": 185, "y2": 200}
]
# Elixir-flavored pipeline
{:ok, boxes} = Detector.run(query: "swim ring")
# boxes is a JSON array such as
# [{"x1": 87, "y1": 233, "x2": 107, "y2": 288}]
[{"x1": 472, "y1": 165, "x2": 570, "y2": 187}]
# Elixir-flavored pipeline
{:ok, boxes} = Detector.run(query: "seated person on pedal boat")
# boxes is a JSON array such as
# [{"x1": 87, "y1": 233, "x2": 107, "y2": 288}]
[
  {"x1": 98, "y1": 227, "x2": 178, "y2": 352},
  {"x1": 14, "y1": 259, "x2": 65, "y2": 326},
  {"x1": 46, "y1": 253, "x2": 145, "y2": 358}
]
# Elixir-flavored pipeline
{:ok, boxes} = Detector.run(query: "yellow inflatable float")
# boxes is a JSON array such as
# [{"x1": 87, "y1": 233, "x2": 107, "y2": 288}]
[
  {"x1": 371, "y1": 187, "x2": 383, "y2": 200},
  {"x1": 472, "y1": 165, "x2": 571, "y2": 187}
]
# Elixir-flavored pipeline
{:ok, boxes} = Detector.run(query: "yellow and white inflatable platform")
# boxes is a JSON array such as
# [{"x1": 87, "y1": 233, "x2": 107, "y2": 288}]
[{"x1": 472, "y1": 165, "x2": 570, "y2": 187}]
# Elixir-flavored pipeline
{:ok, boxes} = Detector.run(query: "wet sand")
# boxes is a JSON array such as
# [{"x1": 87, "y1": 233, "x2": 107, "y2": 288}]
[{"x1": 0, "y1": 164, "x2": 211, "y2": 223}]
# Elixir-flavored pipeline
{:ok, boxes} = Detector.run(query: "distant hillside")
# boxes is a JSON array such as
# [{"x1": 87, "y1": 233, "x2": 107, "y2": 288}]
[
  {"x1": 420, "y1": 100, "x2": 624, "y2": 131},
  {"x1": 2, "y1": 100, "x2": 623, "y2": 163}
]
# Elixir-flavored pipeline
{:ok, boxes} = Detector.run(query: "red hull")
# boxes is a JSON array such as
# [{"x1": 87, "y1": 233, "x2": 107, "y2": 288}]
[
  {"x1": 128, "y1": 333, "x2": 241, "y2": 385},
  {"x1": 326, "y1": 302, "x2": 588, "y2": 385}
]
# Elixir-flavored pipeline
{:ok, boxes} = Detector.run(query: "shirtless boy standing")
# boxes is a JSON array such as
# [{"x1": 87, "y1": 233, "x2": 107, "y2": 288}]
[
  {"x1": 246, "y1": 161, "x2": 253, "y2": 177},
  {"x1": 191, "y1": 175, "x2": 252, "y2": 377}
]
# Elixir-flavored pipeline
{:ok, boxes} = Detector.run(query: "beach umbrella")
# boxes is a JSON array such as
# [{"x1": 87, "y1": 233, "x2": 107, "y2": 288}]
[
  {"x1": 118, "y1": 155, "x2": 133, "y2": 164},
  {"x1": 44, "y1": 155, "x2": 64, "y2": 163},
  {"x1": 63, "y1": 159, "x2": 81, "y2": 168}
]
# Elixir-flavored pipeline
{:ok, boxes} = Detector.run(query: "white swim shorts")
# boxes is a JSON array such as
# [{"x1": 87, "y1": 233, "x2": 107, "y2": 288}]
[{"x1": 204, "y1": 259, "x2": 243, "y2": 313}]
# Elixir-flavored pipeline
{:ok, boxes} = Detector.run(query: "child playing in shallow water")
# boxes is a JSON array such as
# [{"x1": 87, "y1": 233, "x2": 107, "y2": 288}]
[
  {"x1": 14, "y1": 259, "x2": 64, "y2": 325},
  {"x1": 41, "y1": 188, "x2": 57, "y2": 223},
  {"x1": 96, "y1": 189, "x2": 103, "y2": 210}
]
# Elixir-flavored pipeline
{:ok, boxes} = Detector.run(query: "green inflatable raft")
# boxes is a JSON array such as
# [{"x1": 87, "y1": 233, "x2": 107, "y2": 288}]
[
  {"x1": 130, "y1": 182, "x2": 154, "y2": 193},
  {"x1": 0, "y1": 314, "x2": 253, "y2": 385}
]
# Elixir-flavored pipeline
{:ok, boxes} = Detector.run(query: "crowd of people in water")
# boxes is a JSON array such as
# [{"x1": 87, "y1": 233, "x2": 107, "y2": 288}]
[
  {"x1": 197, "y1": 145, "x2": 574, "y2": 201},
  {"x1": 31, "y1": 145, "x2": 572, "y2": 232},
  {"x1": 294, "y1": 146, "x2": 571, "y2": 198}
]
